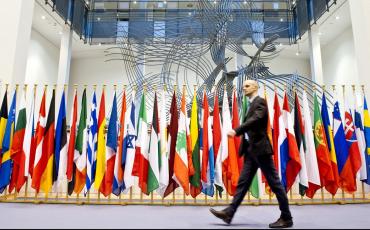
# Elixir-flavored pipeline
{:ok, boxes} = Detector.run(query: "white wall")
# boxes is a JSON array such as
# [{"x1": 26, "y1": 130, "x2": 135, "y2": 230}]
[
  {"x1": 0, "y1": 28, "x2": 59, "y2": 121},
  {"x1": 266, "y1": 56, "x2": 311, "y2": 78},
  {"x1": 321, "y1": 26, "x2": 365, "y2": 107},
  {"x1": 68, "y1": 49, "x2": 311, "y2": 118},
  {"x1": 24, "y1": 29, "x2": 60, "y2": 117},
  {"x1": 0, "y1": 0, "x2": 35, "y2": 85},
  {"x1": 68, "y1": 56, "x2": 126, "y2": 120},
  {"x1": 349, "y1": 0, "x2": 370, "y2": 102},
  {"x1": 25, "y1": 30, "x2": 60, "y2": 85},
  {"x1": 322, "y1": 26, "x2": 358, "y2": 87}
]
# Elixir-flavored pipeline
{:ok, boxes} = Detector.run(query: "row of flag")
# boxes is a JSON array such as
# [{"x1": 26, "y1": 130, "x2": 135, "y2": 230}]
[{"x1": 0, "y1": 85, "x2": 369, "y2": 199}]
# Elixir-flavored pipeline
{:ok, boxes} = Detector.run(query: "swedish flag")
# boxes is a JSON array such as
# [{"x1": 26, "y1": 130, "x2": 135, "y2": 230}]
[
  {"x1": 363, "y1": 97, "x2": 370, "y2": 185},
  {"x1": 0, "y1": 90, "x2": 16, "y2": 193}
]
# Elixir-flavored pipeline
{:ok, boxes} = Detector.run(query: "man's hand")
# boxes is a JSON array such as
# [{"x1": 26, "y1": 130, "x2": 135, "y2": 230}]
[{"x1": 227, "y1": 130, "x2": 236, "y2": 137}]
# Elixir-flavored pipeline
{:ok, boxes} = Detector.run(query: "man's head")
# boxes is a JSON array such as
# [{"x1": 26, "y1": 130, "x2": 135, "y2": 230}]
[{"x1": 242, "y1": 80, "x2": 259, "y2": 97}]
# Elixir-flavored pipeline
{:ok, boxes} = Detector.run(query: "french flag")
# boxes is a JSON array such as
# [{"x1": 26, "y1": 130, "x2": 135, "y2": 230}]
[
  {"x1": 281, "y1": 93, "x2": 301, "y2": 192},
  {"x1": 273, "y1": 92, "x2": 287, "y2": 187}
]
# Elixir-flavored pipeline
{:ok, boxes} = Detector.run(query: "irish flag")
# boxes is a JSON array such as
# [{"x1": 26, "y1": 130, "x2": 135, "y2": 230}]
[{"x1": 133, "y1": 92, "x2": 149, "y2": 195}]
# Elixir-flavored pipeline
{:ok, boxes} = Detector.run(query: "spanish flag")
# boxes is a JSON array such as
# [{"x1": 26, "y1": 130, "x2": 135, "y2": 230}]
[{"x1": 94, "y1": 90, "x2": 106, "y2": 191}]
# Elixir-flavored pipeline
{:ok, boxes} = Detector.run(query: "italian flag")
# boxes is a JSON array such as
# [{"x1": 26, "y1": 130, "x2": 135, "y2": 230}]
[
  {"x1": 74, "y1": 89, "x2": 88, "y2": 194},
  {"x1": 147, "y1": 93, "x2": 160, "y2": 193},
  {"x1": 17, "y1": 87, "x2": 35, "y2": 192},
  {"x1": 134, "y1": 92, "x2": 149, "y2": 195}
]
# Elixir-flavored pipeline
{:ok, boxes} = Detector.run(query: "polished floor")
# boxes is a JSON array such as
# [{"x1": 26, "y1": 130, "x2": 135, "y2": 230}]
[{"x1": 0, "y1": 203, "x2": 368, "y2": 228}]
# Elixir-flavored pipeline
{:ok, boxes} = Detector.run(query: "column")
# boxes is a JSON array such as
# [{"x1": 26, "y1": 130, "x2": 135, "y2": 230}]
[
  {"x1": 0, "y1": 0, "x2": 35, "y2": 86},
  {"x1": 234, "y1": 52, "x2": 244, "y2": 89},
  {"x1": 57, "y1": 25, "x2": 73, "y2": 103},
  {"x1": 235, "y1": 53, "x2": 244, "y2": 71},
  {"x1": 349, "y1": 0, "x2": 370, "y2": 100},
  {"x1": 308, "y1": 26, "x2": 324, "y2": 85}
]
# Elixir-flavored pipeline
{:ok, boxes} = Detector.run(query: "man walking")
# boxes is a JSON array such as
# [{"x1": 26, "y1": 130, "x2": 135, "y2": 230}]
[{"x1": 210, "y1": 80, "x2": 293, "y2": 228}]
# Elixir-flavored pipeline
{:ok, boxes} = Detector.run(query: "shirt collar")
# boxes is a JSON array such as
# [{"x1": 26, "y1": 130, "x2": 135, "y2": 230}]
[{"x1": 249, "y1": 95, "x2": 258, "y2": 103}]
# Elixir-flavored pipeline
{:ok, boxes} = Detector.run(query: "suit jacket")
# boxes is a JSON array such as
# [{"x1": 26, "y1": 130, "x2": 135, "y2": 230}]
[{"x1": 234, "y1": 96, "x2": 273, "y2": 157}]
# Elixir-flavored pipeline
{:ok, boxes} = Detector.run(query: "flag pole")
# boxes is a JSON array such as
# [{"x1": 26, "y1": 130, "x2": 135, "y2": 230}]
[
  {"x1": 15, "y1": 84, "x2": 27, "y2": 200},
  {"x1": 361, "y1": 85, "x2": 366, "y2": 201},
  {"x1": 331, "y1": 84, "x2": 339, "y2": 204},
  {"x1": 24, "y1": 84, "x2": 35, "y2": 201},
  {"x1": 162, "y1": 82, "x2": 167, "y2": 202},
  {"x1": 172, "y1": 189, "x2": 176, "y2": 205},
  {"x1": 34, "y1": 190, "x2": 38, "y2": 203},
  {"x1": 2, "y1": 83, "x2": 9, "y2": 198},
  {"x1": 171, "y1": 84, "x2": 177, "y2": 205},
  {"x1": 129, "y1": 187, "x2": 133, "y2": 203},
  {"x1": 87, "y1": 190, "x2": 90, "y2": 204},
  {"x1": 313, "y1": 84, "x2": 325, "y2": 203},
  {"x1": 119, "y1": 84, "x2": 127, "y2": 205},
  {"x1": 77, "y1": 192, "x2": 80, "y2": 204},
  {"x1": 226, "y1": 182, "x2": 229, "y2": 204},
  {"x1": 151, "y1": 84, "x2": 157, "y2": 205},
  {"x1": 351, "y1": 84, "x2": 357, "y2": 202},
  {"x1": 4, "y1": 184, "x2": 8, "y2": 200},
  {"x1": 109, "y1": 85, "x2": 116, "y2": 204},
  {"x1": 193, "y1": 84, "x2": 198, "y2": 205},
  {"x1": 340, "y1": 85, "x2": 347, "y2": 203},
  {"x1": 10, "y1": 84, "x2": 19, "y2": 199},
  {"x1": 24, "y1": 178, "x2": 29, "y2": 201}
]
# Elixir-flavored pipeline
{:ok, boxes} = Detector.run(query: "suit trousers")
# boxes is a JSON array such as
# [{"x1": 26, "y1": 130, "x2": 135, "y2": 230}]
[{"x1": 227, "y1": 154, "x2": 292, "y2": 220}]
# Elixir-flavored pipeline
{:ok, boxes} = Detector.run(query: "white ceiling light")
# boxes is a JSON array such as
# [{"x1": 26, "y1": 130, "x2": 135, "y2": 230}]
[
  {"x1": 336, "y1": 16, "x2": 340, "y2": 20},
  {"x1": 41, "y1": 15, "x2": 46, "y2": 20},
  {"x1": 58, "y1": 31, "x2": 63, "y2": 35}
]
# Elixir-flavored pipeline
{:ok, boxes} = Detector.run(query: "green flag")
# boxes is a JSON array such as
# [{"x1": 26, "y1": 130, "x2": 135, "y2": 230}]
[
  {"x1": 74, "y1": 89, "x2": 87, "y2": 194},
  {"x1": 147, "y1": 94, "x2": 160, "y2": 193},
  {"x1": 190, "y1": 94, "x2": 201, "y2": 198}
]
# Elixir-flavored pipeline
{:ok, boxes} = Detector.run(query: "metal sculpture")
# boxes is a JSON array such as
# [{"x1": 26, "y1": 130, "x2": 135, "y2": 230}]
[{"x1": 104, "y1": 0, "x2": 333, "y2": 115}]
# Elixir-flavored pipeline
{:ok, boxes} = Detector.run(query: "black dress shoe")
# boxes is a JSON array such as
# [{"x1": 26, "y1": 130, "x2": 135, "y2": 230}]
[
  {"x1": 209, "y1": 208, "x2": 233, "y2": 225},
  {"x1": 269, "y1": 218, "x2": 293, "y2": 228}
]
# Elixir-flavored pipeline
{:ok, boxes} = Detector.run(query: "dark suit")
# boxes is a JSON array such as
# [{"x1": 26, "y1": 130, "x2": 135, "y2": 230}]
[
  {"x1": 227, "y1": 96, "x2": 292, "y2": 221},
  {"x1": 235, "y1": 96, "x2": 273, "y2": 157}
]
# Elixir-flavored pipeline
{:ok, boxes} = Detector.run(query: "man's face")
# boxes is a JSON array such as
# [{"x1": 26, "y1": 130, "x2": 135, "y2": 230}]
[{"x1": 243, "y1": 81, "x2": 257, "y2": 96}]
